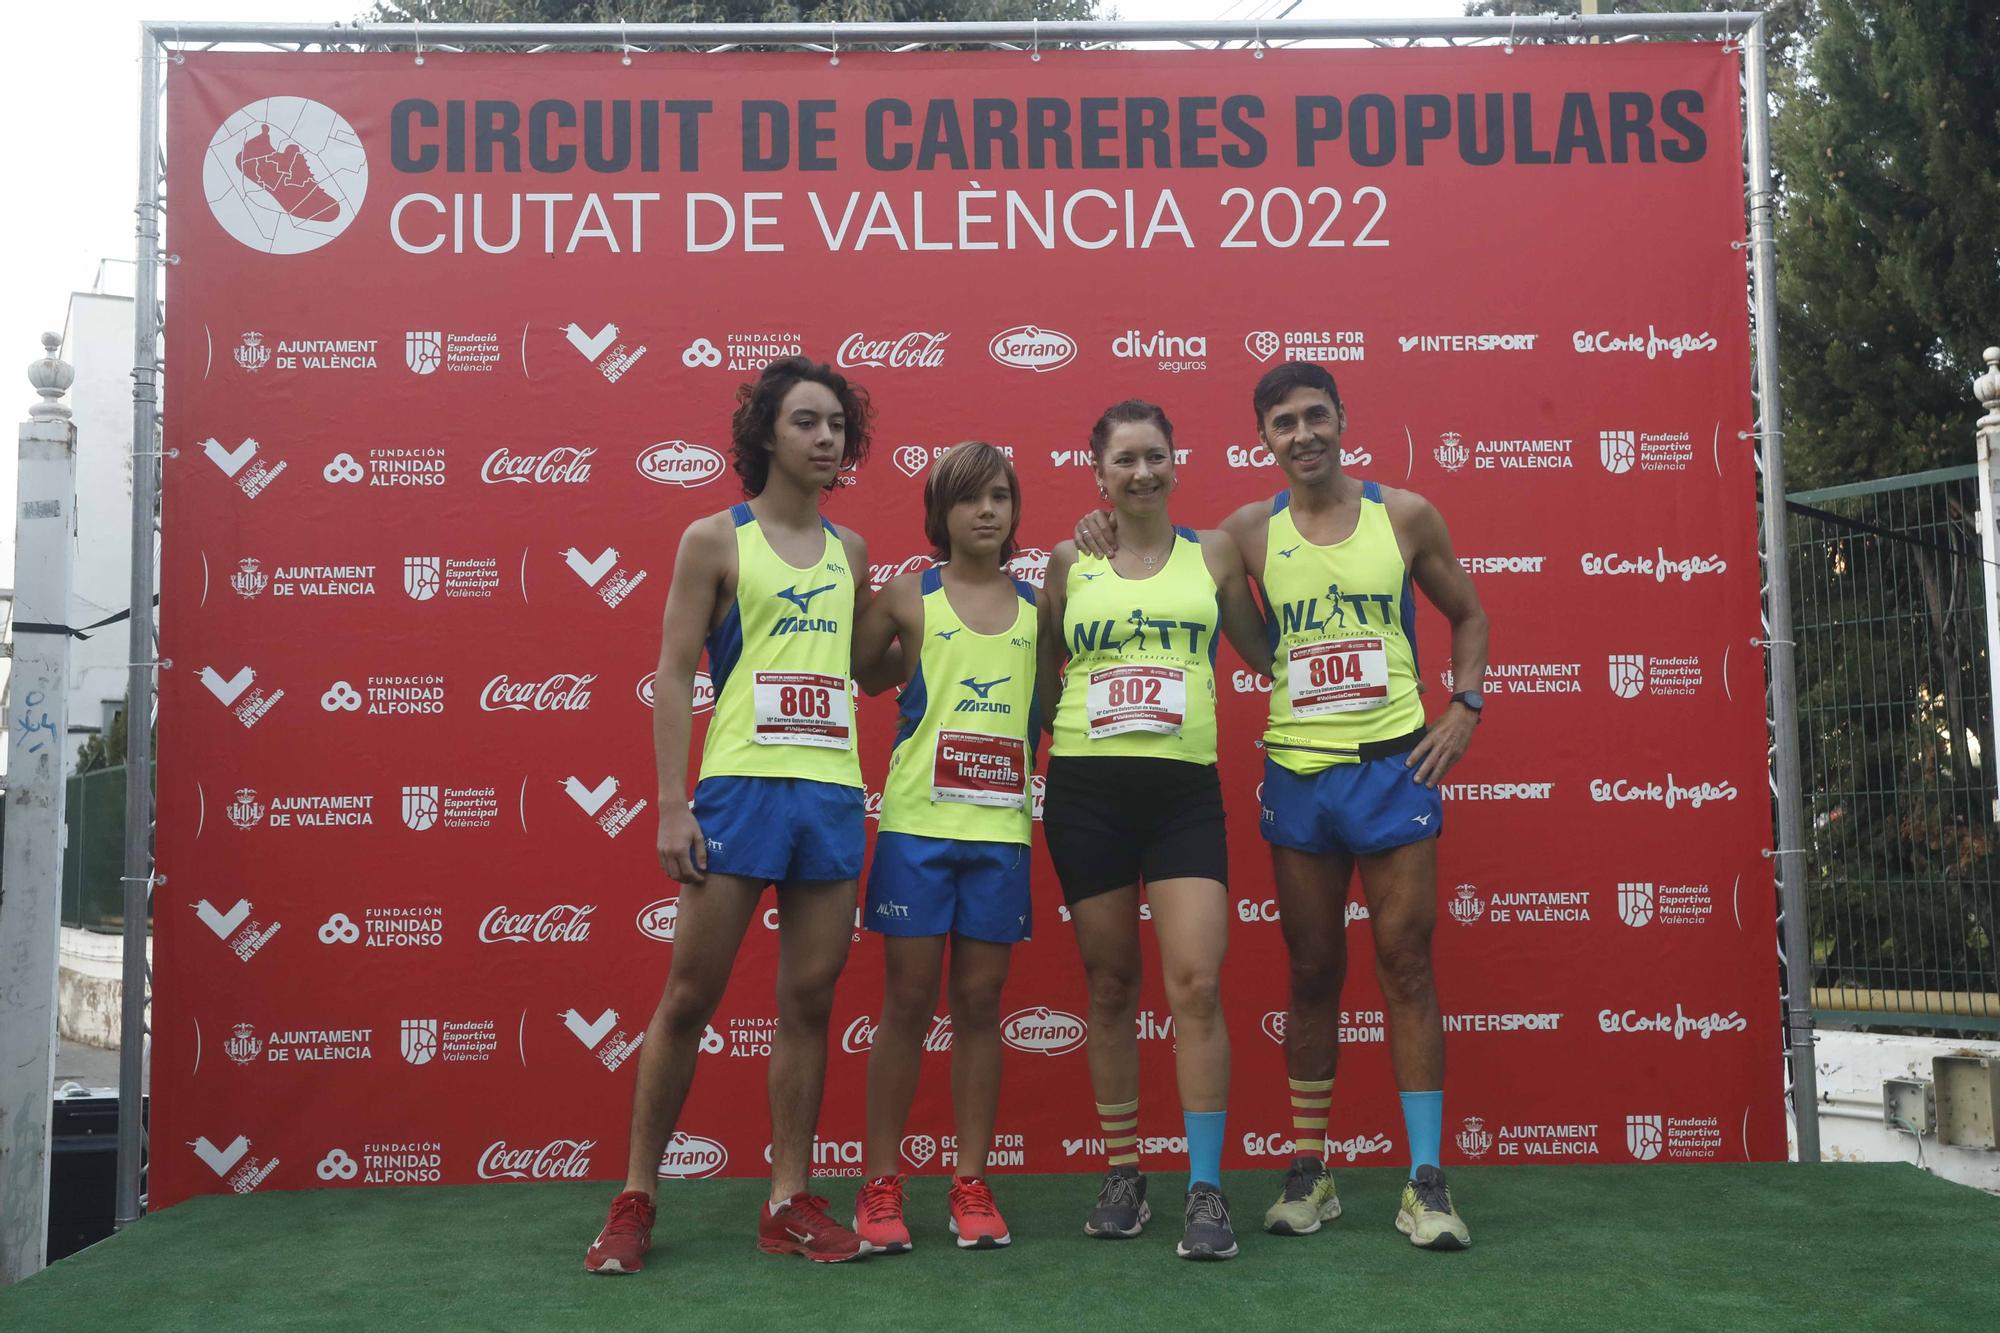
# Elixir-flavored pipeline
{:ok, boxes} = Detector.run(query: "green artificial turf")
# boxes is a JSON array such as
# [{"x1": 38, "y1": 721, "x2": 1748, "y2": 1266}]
[{"x1": 5, "y1": 1165, "x2": 1996, "y2": 1331}]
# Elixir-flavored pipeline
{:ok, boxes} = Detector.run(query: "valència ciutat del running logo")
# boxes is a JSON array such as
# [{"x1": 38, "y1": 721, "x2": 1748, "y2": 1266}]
[{"x1": 204, "y1": 98, "x2": 367, "y2": 254}]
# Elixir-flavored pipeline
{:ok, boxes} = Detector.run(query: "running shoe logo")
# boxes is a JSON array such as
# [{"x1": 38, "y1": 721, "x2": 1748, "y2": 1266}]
[
  {"x1": 777, "y1": 583, "x2": 838, "y2": 614},
  {"x1": 961, "y1": 676, "x2": 1009, "y2": 699},
  {"x1": 1412, "y1": 813, "x2": 1433, "y2": 826},
  {"x1": 1277, "y1": 544, "x2": 1300, "y2": 558},
  {"x1": 956, "y1": 675, "x2": 1013, "y2": 713},
  {"x1": 1080, "y1": 571, "x2": 1102, "y2": 581},
  {"x1": 771, "y1": 582, "x2": 841, "y2": 637},
  {"x1": 935, "y1": 628, "x2": 962, "y2": 640}
]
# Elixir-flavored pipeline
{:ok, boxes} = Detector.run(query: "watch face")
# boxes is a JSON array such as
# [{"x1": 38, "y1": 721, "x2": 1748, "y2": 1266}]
[{"x1": 1460, "y1": 691, "x2": 1484, "y2": 710}]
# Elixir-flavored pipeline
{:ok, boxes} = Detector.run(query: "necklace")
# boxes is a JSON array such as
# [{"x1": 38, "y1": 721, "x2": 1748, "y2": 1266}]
[{"x1": 1132, "y1": 538, "x2": 1172, "y2": 569}]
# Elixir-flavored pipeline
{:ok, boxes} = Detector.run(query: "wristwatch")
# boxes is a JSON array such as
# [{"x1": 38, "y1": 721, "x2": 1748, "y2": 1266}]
[{"x1": 1450, "y1": 689, "x2": 1485, "y2": 717}]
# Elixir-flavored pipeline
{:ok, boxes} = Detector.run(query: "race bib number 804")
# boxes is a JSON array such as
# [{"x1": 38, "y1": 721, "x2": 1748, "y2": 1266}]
[
  {"x1": 1287, "y1": 638, "x2": 1389, "y2": 716},
  {"x1": 752, "y1": 671, "x2": 852, "y2": 748}
]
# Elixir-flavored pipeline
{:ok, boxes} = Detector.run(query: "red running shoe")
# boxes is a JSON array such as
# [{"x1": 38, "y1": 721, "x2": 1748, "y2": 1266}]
[
  {"x1": 758, "y1": 1191, "x2": 869, "y2": 1262},
  {"x1": 853, "y1": 1175, "x2": 912, "y2": 1255},
  {"x1": 584, "y1": 1190, "x2": 656, "y2": 1274},
  {"x1": 948, "y1": 1176, "x2": 1012, "y2": 1249}
]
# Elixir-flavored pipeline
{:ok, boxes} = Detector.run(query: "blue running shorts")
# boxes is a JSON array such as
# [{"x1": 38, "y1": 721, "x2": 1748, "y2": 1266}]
[
  {"x1": 689, "y1": 776, "x2": 865, "y2": 885},
  {"x1": 864, "y1": 831, "x2": 1031, "y2": 944},
  {"x1": 1259, "y1": 752, "x2": 1443, "y2": 858}
]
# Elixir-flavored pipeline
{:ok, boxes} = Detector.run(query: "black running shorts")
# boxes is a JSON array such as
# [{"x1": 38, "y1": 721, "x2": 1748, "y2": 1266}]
[{"x1": 1041, "y1": 755, "x2": 1229, "y2": 903}]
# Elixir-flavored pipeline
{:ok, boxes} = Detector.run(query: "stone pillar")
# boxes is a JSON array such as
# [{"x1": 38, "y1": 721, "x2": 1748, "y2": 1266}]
[{"x1": 0, "y1": 333, "x2": 79, "y2": 1283}]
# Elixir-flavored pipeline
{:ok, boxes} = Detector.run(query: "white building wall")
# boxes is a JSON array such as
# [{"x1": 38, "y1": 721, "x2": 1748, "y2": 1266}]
[{"x1": 59, "y1": 290, "x2": 137, "y2": 776}]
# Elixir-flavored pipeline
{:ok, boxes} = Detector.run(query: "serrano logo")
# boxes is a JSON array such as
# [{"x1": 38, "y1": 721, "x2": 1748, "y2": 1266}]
[
  {"x1": 637, "y1": 440, "x2": 725, "y2": 487},
  {"x1": 636, "y1": 897, "x2": 678, "y2": 942},
  {"x1": 989, "y1": 325, "x2": 1076, "y2": 372},
  {"x1": 476, "y1": 1138, "x2": 595, "y2": 1180},
  {"x1": 205, "y1": 98, "x2": 367, "y2": 254},
  {"x1": 1000, "y1": 1006, "x2": 1087, "y2": 1055},
  {"x1": 656, "y1": 1131, "x2": 729, "y2": 1179}
]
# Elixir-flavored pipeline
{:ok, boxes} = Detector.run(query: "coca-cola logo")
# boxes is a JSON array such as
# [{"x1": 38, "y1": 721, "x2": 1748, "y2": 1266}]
[
  {"x1": 480, "y1": 672, "x2": 596, "y2": 713},
  {"x1": 480, "y1": 903, "x2": 595, "y2": 944},
  {"x1": 989, "y1": 325, "x2": 1077, "y2": 373},
  {"x1": 869, "y1": 554, "x2": 934, "y2": 592},
  {"x1": 637, "y1": 440, "x2": 726, "y2": 487},
  {"x1": 837, "y1": 331, "x2": 949, "y2": 370},
  {"x1": 636, "y1": 897, "x2": 678, "y2": 942},
  {"x1": 1000, "y1": 1006, "x2": 1087, "y2": 1055},
  {"x1": 1004, "y1": 547, "x2": 1050, "y2": 589},
  {"x1": 477, "y1": 1137, "x2": 595, "y2": 1180},
  {"x1": 482, "y1": 445, "x2": 595, "y2": 485},
  {"x1": 656, "y1": 1131, "x2": 728, "y2": 1179},
  {"x1": 842, "y1": 1014, "x2": 953, "y2": 1054}
]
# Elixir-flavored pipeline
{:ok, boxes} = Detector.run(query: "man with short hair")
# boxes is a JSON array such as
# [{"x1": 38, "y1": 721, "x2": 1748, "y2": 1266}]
[
  {"x1": 1229, "y1": 362, "x2": 1488, "y2": 1250},
  {"x1": 585, "y1": 356, "x2": 889, "y2": 1274}
]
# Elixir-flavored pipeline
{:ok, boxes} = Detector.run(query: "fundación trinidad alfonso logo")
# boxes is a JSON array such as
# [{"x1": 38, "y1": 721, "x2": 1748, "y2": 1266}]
[{"x1": 204, "y1": 98, "x2": 367, "y2": 254}]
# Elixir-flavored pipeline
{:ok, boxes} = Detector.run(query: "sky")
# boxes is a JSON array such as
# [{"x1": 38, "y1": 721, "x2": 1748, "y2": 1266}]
[{"x1": 0, "y1": 0, "x2": 1463, "y2": 583}]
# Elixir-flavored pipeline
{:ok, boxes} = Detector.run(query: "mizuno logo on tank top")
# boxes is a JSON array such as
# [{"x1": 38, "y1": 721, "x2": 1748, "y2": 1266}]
[
  {"x1": 771, "y1": 582, "x2": 840, "y2": 635},
  {"x1": 957, "y1": 677, "x2": 1011, "y2": 710}
]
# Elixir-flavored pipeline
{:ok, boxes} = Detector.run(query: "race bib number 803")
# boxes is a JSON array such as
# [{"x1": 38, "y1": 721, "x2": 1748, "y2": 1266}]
[{"x1": 752, "y1": 671, "x2": 853, "y2": 748}]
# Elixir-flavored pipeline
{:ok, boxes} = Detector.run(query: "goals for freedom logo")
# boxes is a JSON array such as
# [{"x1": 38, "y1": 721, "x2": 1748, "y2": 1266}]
[{"x1": 205, "y1": 98, "x2": 367, "y2": 254}]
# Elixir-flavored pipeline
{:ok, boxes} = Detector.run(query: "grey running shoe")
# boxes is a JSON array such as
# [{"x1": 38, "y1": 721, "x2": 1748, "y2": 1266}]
[
  {"x1": 1083, "y1": 1165, "x2": 1150, "y2": 1238},
  {"x1": 1395, "y1": 1164, "x2": 1471, "y2": 1250},
  {"x1": 1264, "y1": 1155, "x2": 1341, "y2": 1236},
  {"x1": 1177, "y1": 1183, "x2": 1240, "y2": 1261}
]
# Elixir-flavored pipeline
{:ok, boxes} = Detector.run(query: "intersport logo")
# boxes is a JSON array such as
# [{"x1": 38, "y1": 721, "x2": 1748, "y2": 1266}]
[
  {"x1": 1000, "y1": 1006, "x2": 1087, "y2": 1055},
  {"x1": 838, "y1": 331, "x2": 949, "y2": 369},
  {"x1": 480, "y1": 672, "x2": 595, "y2": 712},
  {"x1": 656, "y1": 1131, "x2": 729, "y2": 1179},
  {"x1": 482, "y1": 446, "x2": 594, "y2": 485},
  {"x1": 477, "y1": 1138, "x2": 594, "y2": 1180},
  {"x1": 479, "y1": 904, "x2": 594, "y2": 943},
  {"x1": 989, "y1": 325, "x2": 1076, "y2": 372},
  {"x1": 636, "y1": 440, "x2": 726, "y2": 487}
]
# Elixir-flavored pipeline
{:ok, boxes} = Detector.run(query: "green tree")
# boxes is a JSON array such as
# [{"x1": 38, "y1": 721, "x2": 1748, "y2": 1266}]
[
  {"x1": 370, "y1": 1, "x2": 1100, "y2": 26},
  {"x1": 74, "y1": 698, "x2": 127, "y2": 775},
  {"x1": 1773, "y1": 1, "x2": 2000, "y2": 488}
]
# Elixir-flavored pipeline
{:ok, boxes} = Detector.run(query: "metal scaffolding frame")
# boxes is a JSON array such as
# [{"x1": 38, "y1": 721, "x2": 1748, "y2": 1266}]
[{"x1": 123, "y1": 11, "x2": 1809, "y2": 1224}]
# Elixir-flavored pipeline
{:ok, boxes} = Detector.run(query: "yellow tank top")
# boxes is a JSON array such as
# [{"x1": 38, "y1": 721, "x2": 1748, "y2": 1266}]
[
  {"x1": 879, "y1": 567, "x2": 1039, "y2": 844},
  {"x1": 1262, "y1": 483, "x2": 1425, "y2": 773},
  {"x1": 699, "y1": 503, "x2": 863, "y2": 787},
  {"x1": 1053, "y1": 527, "x2": 1220, "y2": 764}
]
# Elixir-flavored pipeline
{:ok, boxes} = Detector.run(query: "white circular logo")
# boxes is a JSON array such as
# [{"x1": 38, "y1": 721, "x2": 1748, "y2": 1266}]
[{"x1": 204, "y1": 98, "x2": 367, "y2": 254}]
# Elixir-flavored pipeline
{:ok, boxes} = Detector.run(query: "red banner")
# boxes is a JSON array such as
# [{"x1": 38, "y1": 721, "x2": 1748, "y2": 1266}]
[{"x1": 155, "y1": 45, "x2": 1778, "y2": 1206}]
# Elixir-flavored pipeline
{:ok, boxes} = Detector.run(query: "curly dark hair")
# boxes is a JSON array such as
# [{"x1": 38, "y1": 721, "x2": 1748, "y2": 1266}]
[
  {"x1": 1088, "y1": 399, "x2": 1174, "y2": 459},
  {"x1": 729, "y1": 356, "x2": 874, "y2": 497}
]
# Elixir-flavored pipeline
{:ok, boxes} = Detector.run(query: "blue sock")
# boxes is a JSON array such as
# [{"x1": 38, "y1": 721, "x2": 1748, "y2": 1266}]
[
  {"x1": 1400, "y1": 1091, "x2": 1443, "y2": 1174},
  {"x1": 1184, "y1": 1110, "x2": 1226, "y2": 1190}
]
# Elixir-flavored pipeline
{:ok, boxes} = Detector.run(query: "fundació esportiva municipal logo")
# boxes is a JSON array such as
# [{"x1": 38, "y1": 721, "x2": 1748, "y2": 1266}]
[{"x1": 204, "y1": 98, "x2": 367, "y2": 254}]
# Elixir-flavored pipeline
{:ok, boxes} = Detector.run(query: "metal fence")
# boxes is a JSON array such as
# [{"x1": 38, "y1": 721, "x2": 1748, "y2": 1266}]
[
  {"x1": 1787, "y1": 465, "x2": 2000, "y2": 1031},
  {"x1": 60, "y1": 765, "x2": 137, "y2": 934}
]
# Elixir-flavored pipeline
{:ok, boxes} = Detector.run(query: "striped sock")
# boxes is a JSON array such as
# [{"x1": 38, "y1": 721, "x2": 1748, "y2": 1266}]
[
  {"x1": 1097, "y1": 1098, "x2": 1140, "y2": 1170},
  {"x1": 1289, "y1": 1077, "x2": 1336, "y2": 1160}
]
